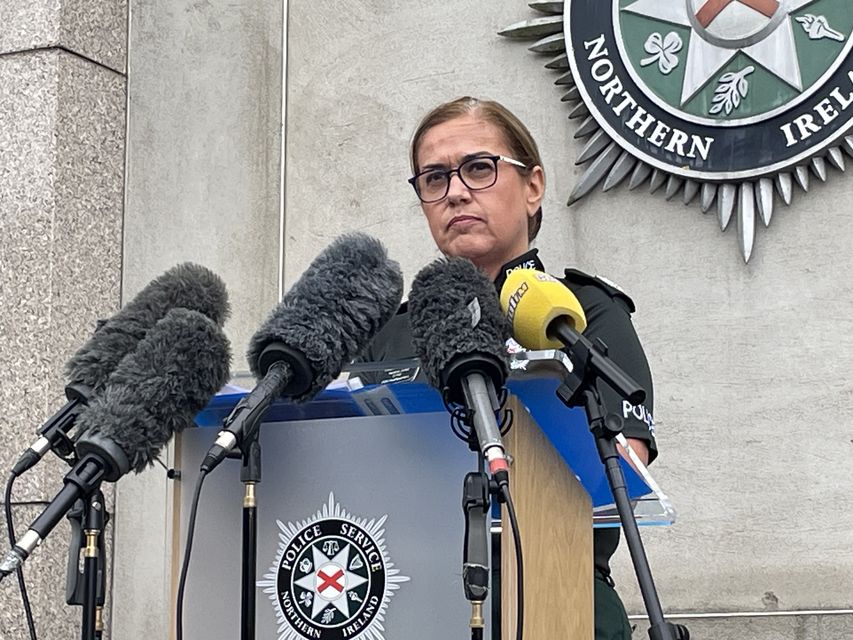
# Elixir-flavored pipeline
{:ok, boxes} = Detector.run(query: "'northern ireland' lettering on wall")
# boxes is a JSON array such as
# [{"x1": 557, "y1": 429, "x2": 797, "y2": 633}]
[{"x1": 501, "y1": 0, "x2": 853, "y2": 262}]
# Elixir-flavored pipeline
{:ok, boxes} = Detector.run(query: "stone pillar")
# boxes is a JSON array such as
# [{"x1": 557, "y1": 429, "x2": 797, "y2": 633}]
[{"x1": 0, "y1": 2, "x2": 127, "y2": 639}]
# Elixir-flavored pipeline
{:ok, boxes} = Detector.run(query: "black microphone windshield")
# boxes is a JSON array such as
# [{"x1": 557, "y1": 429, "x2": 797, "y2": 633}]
[
  {"x1": 64, "y1": 263, "x2": 230, "y2": 394},
  {"x1": 409, "y1": 257, "x2": 511, "y2": 402},
  {"x1": 246, "y1": 233, "x2": 403, "y2": 401},
  {"x1": 75, "y1": 307, "x2": 231, "y2": 476}
]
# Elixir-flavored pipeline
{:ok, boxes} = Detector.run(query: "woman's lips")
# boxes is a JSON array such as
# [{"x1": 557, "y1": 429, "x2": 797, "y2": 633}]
[{"x1": 447, "y1": 215, "x2": 484, "y2": 230}]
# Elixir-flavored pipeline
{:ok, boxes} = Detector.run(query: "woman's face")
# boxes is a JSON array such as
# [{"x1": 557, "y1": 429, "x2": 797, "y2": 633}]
[{"x1": 415, "y1": 115, "x2": 544, "y2": 278}]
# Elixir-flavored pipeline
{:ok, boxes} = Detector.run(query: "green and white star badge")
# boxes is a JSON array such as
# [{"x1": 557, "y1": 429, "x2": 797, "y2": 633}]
[{"x1": 501, "y1": 0, "x2": 853, "y2": 261}]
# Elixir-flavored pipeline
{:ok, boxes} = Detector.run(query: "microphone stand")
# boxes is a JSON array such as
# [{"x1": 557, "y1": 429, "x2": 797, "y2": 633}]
[
  {"x1": 205, "y1": 363, "x2": 294, "y2": 640},
  {"x1": 448, "y1": 366, "x2": 515, "y2": 640},
  {"x1": 66, "y1": 491, "x2": 108, "y2": 640},
  {"x1": 462, "y1": 462, "x2": 490, "y2": 640},
  {"x1": 552, "y1": 326, "x2": 689, "y2": 640},
  {"x1": 239, "y1": 432, "x2": 261, "y2": 640}
]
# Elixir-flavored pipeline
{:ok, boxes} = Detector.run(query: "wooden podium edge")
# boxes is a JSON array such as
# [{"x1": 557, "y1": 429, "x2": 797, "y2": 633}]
[{"x1": 501, "y1": 397, "x2": 593, "y2": 640}]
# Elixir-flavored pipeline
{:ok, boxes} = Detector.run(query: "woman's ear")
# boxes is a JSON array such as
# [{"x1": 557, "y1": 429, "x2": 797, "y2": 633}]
[{"x1": 526, "y1": 165, "x2": 545, "y2": 216}]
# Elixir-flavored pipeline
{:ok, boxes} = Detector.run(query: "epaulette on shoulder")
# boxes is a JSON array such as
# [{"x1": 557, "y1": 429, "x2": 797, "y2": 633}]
[{"x1": 562, "y1": 268, "x2": 636, "y2": 313}]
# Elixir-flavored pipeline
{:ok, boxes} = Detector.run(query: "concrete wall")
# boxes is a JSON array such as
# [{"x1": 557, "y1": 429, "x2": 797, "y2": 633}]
[
  {"x1": 283, "y1": 1, "x2": 853, "y2": 638},
  {"x1": 111, "y1": 1, "x2": 283, "y2": 638},
  {"x1": 0, "y1": 2, "x2": 126, "y2": 638}
]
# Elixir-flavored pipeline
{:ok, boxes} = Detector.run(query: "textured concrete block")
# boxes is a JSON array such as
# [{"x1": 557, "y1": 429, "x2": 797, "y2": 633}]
[
  {"x1": 606, "y1": 177, "x2": 853, "y2": 613},
  {"x1": 51, "y1": 49, "x2": 126, "y2": 384},
  {"x1": 59, "y1": 0, "x2": 127, "y2": 73},
  {"x1": 0, "y1": 0, "x2": 60, "y2": 55},
  {"x1": 110, "y1": 467, "x2": 173, "y2": 640},
  {"x1": 113, "y1": 1, "x2": 283, "y2": 637},
  {"x1": 0, "y1": 50, "x2": 66, "y2": 505},
  {"x1": 0, "y1": 0, "x2": 127, "y2": 73},
  {"x1": 0, "y1": 49, "x2": 124, "y2": 505}
]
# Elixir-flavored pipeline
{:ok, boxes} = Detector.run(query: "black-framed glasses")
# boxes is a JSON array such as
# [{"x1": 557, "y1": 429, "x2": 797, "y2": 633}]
[{"x1": 408, "y1": 155, "x2": 527, "y2": 203}]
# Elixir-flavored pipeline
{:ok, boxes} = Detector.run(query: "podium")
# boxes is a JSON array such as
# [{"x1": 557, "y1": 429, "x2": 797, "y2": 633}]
[{"x1": 174, "y1": 352, "x2": 673, "y2": 639}]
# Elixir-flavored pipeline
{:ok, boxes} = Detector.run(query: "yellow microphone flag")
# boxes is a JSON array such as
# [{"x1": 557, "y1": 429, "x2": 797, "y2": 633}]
[{"x1": 499, "y1": 269, "x2": 587, "y2": 350}]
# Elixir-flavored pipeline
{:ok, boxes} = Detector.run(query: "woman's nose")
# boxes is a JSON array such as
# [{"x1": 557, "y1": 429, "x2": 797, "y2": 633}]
[{"x1": 446, "y1": 172, "x2": 471, "y2": 203}]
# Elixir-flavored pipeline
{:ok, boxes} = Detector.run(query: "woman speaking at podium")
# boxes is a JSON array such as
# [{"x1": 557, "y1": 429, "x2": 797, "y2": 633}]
[{"x1": 364, "y1": 96, "x2": 658, "y2": 640}]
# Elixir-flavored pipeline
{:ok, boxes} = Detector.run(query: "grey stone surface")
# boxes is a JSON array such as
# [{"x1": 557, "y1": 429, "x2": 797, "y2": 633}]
[
  {"x1": 0, "y1": 51, "x2": 62, "y2": 504},
  {"x1": 59, "y1": 0, "x2": 128, "y2": 73},
  {"x1": 52, "y1": 49, "x2": 126, "y2": 364},
  {"x1": 0, "y1": 0, "x2": 60, "y2": 55},
  {"x1": 0, "y1": 49, "x2": 125, "y2": 505},
  {"x1": 630, "y1": 613, "x2": 853, "y2": 640},
  {"x1": 124, "y1": 0, "x2": 282, "y2": 368},
  {"x1": 109, "y1": 467, "x2": 173, "y2": 640},
  {"x1": 103, "y1": 0, "x2": 853, "y2": 634},
  {"x1": 0, "y1": 47, "x2": 123, "y2": 640},
  {"x1": 0, "y1": 0, "x2": 127, "y2": 73},
  {"x1": 608, "y1": 173, "x2": 853, "y2": 613}
]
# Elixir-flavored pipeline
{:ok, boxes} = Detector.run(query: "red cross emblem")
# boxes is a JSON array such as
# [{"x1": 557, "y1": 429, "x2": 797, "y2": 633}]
[
  {"x1": 316, "y1": 568, "x2": 345, "y2": 594},
  {"x1": 695, "y1": 0, "x2": 780, "y2": 28}
]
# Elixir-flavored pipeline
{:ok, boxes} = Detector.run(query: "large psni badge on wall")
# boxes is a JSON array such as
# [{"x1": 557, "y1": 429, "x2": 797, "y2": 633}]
[
  {"x1": 501, "y1": 1, "x2": 853, "y2": 261},
  {"x1": 257, "y1": 494, "x2": 410, "y2": 640}
]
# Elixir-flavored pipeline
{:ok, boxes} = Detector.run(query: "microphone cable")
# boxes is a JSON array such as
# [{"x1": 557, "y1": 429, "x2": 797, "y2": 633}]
[
  {"x1": 500, "y1": 483, "x2": 523, "y2": 640},
  {"x1": 5, "y1": 472, "x2": 38, "y2": 640},
  {"x1": 175, "y1": 469, "x2": 209, "y2": 640}
]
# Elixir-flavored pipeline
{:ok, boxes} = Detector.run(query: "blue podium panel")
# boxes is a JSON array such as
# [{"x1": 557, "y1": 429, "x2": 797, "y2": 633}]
[{"x1": 178, "y1": 413, "x2": 490, "y2": 640}]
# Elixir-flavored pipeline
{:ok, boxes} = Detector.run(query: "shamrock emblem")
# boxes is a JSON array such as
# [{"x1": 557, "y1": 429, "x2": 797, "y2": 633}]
[{"x1": 640, "y1": 31, "x2": 683, "y2": 75}]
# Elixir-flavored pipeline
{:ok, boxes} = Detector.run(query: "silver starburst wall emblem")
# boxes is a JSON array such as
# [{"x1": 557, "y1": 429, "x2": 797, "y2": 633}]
[{"x1": 501, "y1": 0, "x2": 853, "y2": 261}]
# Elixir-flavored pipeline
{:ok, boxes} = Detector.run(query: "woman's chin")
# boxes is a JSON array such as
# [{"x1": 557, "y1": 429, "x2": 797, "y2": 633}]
[
  {"x1": 442, "y1": 236, "x2": 497, "y2": 263},
  {"x1": 443, "y1": 245, "x2": 511, "y2": 280}
]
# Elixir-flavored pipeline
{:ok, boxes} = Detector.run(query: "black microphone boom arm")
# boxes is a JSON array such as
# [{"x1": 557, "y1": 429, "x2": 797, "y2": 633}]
[{"x1": 548, "y1": 318, "x2": 645, "y2": 406}]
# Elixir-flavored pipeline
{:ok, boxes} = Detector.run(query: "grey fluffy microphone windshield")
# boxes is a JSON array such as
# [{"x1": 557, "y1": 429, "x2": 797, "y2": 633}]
[
  {"x1": 76, "y1": 307, "x2": 232, "y2": 476},
  {"x1": 201, "y1": 233, "x2": 403, "y2": 473},
  {"x1": 246, "y1": 232, "x2": 404, "y2": 400},
  {"x1": 409, "y1": 257, "x2": 511, "y2": 402},
  {"x1": 409, "y1": 257, "x2": 512, "y2": 480},
  {"x1": 65, "y1": 262, "x2": 230, "y2": 394},
  {"x1": 12, "y1": 262, "x2": 230, "y2": 477},
  {"x1": 0, "y1": 308, "x2": 231, "y2": 579}
]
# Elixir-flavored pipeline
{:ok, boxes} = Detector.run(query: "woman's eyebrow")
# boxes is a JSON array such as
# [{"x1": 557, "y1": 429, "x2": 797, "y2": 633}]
[{"x1": 420, "y1": 151, "x2": 493, "y2": 170}]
